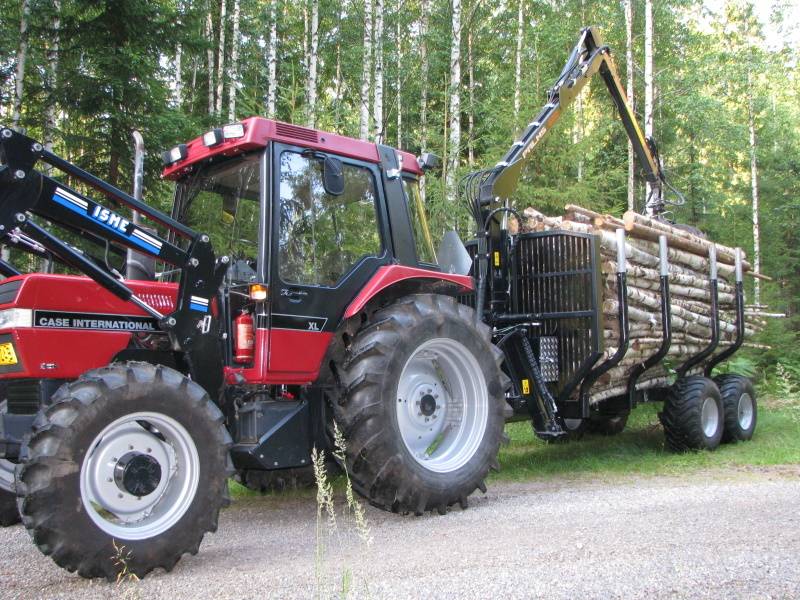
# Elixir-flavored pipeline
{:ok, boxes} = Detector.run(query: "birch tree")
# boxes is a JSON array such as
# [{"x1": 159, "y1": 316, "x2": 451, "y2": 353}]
[
  {"x1": 11, "y1": 0, "x2": 31, "y2": 129},
  {"x1": 446, "y1": 0, "x2": 462, "y2": 205},
  {"x1": 625, "y1": 0, "x2": 635, "y2": 211},
  {"x1": 215, "y1": 0, "x2": 228, "y2": 117},
  {"x1": 419, "y1": 0, "x2": 430, "y2": 200},
  {"x1": 206, "y1": 10, "x2": 215, "y2": 115},
  {"x1": 359, "y1": 0, "x2": 374, "y2": 140},
  {"x1": 513, "y1": 0, "x2": 524, "y2": 133},
  {"x1": 266, "y1": 0, "x2": 279, "y2": 118},
  {"x1": 44, "y1": 0, "x2": 62, "y2": 153},
  {"x1": 174, "y1": 2, "x2": 184, "y2": 106},
  {"x1": 228, "y1": 0, "x2": 241, "y2": 121},
  {"x1": 373, "y1": 0, "x2": 385, "y2": 141},
  {"x1": 747, "y1": 71, "x2": 761, "y2": 303},
  {"x1": 305, "y1": 0, "x2": 319, "y2": 128},
  {"x1": 644, "y1": 0, "x2": 655, "y2": 209},
  {"x1": 395, "y1": 2, "x2": 403, "y2": 147}
]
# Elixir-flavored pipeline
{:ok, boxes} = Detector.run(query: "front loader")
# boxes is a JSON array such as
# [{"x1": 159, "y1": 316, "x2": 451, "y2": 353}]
[{"x1": 0, "y1": 26, "x2": 757, "y2": 581}]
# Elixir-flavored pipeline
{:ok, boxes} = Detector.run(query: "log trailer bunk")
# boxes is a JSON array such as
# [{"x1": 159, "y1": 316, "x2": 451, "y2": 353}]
[{"x1": 0, "y1": 27, "x2": 754, "y2": 579}]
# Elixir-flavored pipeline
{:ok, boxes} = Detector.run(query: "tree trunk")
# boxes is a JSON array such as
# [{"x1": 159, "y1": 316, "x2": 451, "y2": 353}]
[
  {"x1": 372, "y1": 0, "x2": 384, "y2": 141},
  {"x1": 228, "y1": 0, "x2": 241, "y2": 121},
  {"x1": 419, "y1": 0, "x2": 430, "y2": 201},
  {"x1": 266, "y1": 0, "x2": 278, "y2": 118},
  {"x1": 747, "y1": 71, "x2": 761, "y2": 304},
  {"x1": 446, "y1": 0, "x2": 462, "y2": 207},
  {"x1": 206, "y1": 10, "x2": 215, "y2": 116},
  {"x1": 513, "y1": 0, "x2": 523, "y2": 134},
  {"x1": 625, "y1": 0, "x2": 635, "y2": 211},
  {"x1": 44, "y1": 0, "x2": 61, "y2": 154},
  {"x1": 174, "y1": 1, "x2": 184, "y2": 106},
  {"x1": 11, "y1": 0, "x2": 31, "y2": 130},
  {"x1": 305, "y1": 0, "x2": 319, "y2": 128},
  {"x1": 643, "y1": 0, "x2": 654, "y2": 210},
  {"x1": 467, "y1": 25, "x2": 475, "y2": 168},
  {"x1": 359, "y1": 0, "x2": 374, "y2": 140},
  {"x1": 216, "y1": 0, "x2": 228, "y2": 116},
  {"x1": 395, "y1": 2, "x2": 402, "y2": 148}
]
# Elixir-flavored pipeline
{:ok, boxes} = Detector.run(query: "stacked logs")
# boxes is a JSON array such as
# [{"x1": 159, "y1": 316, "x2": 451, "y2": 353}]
[{"x1": 518, "y1": 204, "x2": 771, "y2": 403}]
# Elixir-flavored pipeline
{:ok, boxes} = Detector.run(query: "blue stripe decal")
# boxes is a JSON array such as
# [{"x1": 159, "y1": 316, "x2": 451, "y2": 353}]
[
  {"x1": 189, "y1": 302, "x2": 209, "y2": 313},
  {"x1": 51, "y1": 192, "x2": 161, "y2": 254}
]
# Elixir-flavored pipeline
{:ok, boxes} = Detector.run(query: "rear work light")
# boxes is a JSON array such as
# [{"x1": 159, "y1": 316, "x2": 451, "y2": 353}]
[
  {"x1": 162, "y1": 144, "x2": 188, "y2": 166},
  {"x1": 222, "y1": 123, "x2": 245, "y2": 139},
  {"x1": 0, "y1": 308, "x2": 32, "y2": 329},
  {"x1": 203, "y1": 129, "x2": 224, "y2": 147}
]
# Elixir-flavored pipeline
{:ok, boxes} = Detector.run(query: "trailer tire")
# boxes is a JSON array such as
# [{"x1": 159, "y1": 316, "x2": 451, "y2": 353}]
[
  {"x1": 661, "y1": 376, "x2": 724, "y2": 451},
  {"x1": 587, "y1": 412, "x2": 629, "y2": 436},
  {"x1": 333, "y1": 294, "x2": 509, "y2": 515},
  {"x1": 714, "y1": 374, "x2": 757, "y2": 443},
  {"x1": 16, "y1": 362, "x2": 233, "y2": 580}
]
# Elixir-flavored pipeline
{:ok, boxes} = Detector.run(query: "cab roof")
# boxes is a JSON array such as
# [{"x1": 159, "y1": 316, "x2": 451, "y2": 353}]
[{"x1": 162, "y1": 116, "x2": 423, "y2": 180}]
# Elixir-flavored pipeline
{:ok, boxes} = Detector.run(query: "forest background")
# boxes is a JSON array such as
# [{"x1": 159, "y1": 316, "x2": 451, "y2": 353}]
[{"x1": 0, "y1": 0, "x2": 798, "y2": 392}]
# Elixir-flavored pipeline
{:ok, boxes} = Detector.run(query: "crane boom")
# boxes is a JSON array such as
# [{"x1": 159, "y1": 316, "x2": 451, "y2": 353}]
[{"x1": 479, "y1": 26, "x2": 669, "y2": 217}]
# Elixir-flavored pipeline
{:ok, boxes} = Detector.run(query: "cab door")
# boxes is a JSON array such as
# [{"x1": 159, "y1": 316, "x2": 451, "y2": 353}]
[{"x1": 266, "y1": 143, "x2": 391, "y2": 382}]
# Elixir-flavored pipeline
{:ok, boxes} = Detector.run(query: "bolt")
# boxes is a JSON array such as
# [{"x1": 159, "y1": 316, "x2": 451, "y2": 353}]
[
  {"x1": 14, "y1": 170, "x2": 25, "y2": 180},
  {"x1": 398, "y1": 398, "x2": 402, "y2": 403},
  {"x1": 0, "y1": 225, "x2": 4, "y2": 231},
  {"x1": 32, "y1": 142, "x2": 42, "y2": 152},
  {"x1": 166, "y1": 317, "x2": 177, "y2": 327},
  {"x1": 189, "y1": 258, "x2": 199, "y2": 267},
  {"x1": 118, "y1": 493, "x2": 124, "y2": 499},
  {"x1": 420, "y1": 390, "x2": 425, "y2": 396},
  {"x1": 426, "y1": 388, "x2": 432, "y2": 394},
  {"x1": 434, "y1": 394, "x2": 439, "y2": 399},
  {"x1": 200, "y1": 234, "x2": 210, "y2": 243},
  {"x1": 112, "y1": 457, "x2": 118, "y2": 462},
  {"x1": 1, "y1": 129, "x2": 11, "y2": 138},
  {"x1": 146, "y1": 448, "x2": 152, "y2": 453},
  {"x1": 415, "y1": 400, "x2": 420, "y2": 406},
  {"x1": 425, "y1": 417, "x2": 429, "y2": 422},
  {"x1": 129, "y1": 445, "x2": 134, "y2": 450},
  {"x1": 14, "y1": 213, "x2": 25, "y2": 223},
  {"x1": 107, "y1": 477, "x2": 113, "y2": 483},
  {"x1": 220, "y1": 255, "x2": 230, "y2": 264}
]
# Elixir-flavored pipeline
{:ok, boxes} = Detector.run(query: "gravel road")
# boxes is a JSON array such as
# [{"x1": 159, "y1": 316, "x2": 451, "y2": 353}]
[{"x1": 1, "y1": 466, "x2": 799, "y2": 599}]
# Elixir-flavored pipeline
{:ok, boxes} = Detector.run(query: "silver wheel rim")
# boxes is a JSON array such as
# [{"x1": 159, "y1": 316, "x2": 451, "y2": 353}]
[
  {"x1": 396, "y1": 338, "x2": 489, "y2": 473},
  {"x1": 701, "y1": 396, "x2": 720, "y2": 438},
  {"x1": 80, "y1": 412, "x2": 200, "y2": 540},
  {"x1": 737, "y1": 393, "x2": 754, "y2": 430}
]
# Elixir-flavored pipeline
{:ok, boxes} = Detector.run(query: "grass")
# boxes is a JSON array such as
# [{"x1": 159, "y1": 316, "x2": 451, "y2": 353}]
[
  {"x1": 229, "y1": 399, "x2": 800, "y2": 500},
  {"x1": 495, "y1": 401, "x2": 800, "y2": 482}
]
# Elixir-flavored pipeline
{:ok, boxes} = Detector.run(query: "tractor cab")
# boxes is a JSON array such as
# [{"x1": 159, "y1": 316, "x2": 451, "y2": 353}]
[{"x1": 160, "y1": 117, "x2": 453, "y2": 384}]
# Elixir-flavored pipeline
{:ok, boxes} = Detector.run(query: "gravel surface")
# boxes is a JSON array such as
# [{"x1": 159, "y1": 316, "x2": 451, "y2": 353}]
[{"x1": 1, "y1": 466, "x2": 799, "y2": 599}]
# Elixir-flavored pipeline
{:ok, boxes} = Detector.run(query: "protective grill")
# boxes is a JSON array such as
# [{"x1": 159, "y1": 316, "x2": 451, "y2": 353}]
[{"x1": 511, "y1": 231, "x2": 604, "y2": 401}]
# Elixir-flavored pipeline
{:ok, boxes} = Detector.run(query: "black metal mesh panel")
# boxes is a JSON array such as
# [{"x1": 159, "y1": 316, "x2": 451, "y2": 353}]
[{"x1": 512, "y1": 231, "x2": 603, "y2": 400}]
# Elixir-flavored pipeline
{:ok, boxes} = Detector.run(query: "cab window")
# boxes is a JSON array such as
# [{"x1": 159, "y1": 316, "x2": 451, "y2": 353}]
[
  {"x1": 278, "y1": 151, "x2": 382, "y2": 287},
  {"x1": 402, "y1": 178, "x2": 437, "y2": 265}
]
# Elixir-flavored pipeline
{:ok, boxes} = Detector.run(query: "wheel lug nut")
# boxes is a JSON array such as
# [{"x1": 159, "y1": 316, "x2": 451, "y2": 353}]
[
  {"x1": 128, "y1": 445, "x2": 134, "y2": 450},
  {"x1": 107, "y1": 477, "x2": 112, "y2": 483},
  {"x1": 118, "y1": 493, "x2": 124, "y2": 499}
]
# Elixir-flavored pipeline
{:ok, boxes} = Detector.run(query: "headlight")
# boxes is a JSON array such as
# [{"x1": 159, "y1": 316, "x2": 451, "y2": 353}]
[
  {"x1": 222, "y1": 123, "x2": 245, "y2": 139},
  {"x1": 203, "y1": 129, "x2": 224, "y2": 147},
  {"x1": 162, "y1": 144, "x2": 188, "y2": 166},
  {"x1": 0, "y1": 308, "x2": 32, "y2": 329}
]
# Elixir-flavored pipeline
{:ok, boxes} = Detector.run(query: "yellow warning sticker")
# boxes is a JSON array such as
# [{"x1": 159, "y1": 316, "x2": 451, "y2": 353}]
[
  {"x1": 521, "y1": 378, "x2": 530, "y2": 395},
  {"x1": 493, "y1": 251, "x2": 500, "y2": 267},
  {"x1": 0, "y1": 342, "x2": 17, "y2": 366}
]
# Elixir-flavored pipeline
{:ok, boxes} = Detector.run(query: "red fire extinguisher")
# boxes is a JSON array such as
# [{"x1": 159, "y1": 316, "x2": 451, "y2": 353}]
[{"x1": 234, "y1": 309, "x2": 254, "y2": 364}]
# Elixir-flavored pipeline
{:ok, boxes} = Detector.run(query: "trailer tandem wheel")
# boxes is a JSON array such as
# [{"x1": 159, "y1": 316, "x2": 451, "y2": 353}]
[
  {"x1": 661, "y1": 376, "x2": 724, "y2": 452},
  {"x1": 333, "y1": 294, "x2": 509, "y2": 515},
  {"x1": 15, "y1": 362, "x2": 233, "y2": 580},
  {"x1": 714, "y1": 374, "x2": 757, "y2": 443}
]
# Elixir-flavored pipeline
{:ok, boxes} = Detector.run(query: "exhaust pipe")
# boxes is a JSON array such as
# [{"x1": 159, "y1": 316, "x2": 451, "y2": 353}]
[{"x1": 125, "y1": 131, "x2": 156, "y2": 280}]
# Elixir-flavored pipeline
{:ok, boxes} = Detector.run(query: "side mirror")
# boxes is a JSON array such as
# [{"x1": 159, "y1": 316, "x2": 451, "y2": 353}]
[
  {"x1": 322, "y1": 156, "x2": 345, "y2": 196},
  {"x1": 417, "y1": 152, "x2": 441, "y2": 172}
]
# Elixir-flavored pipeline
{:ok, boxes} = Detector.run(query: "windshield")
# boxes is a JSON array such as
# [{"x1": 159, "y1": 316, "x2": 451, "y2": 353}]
[{"x1": 174, "y1": 154, "x2": 261, "y2": 274}]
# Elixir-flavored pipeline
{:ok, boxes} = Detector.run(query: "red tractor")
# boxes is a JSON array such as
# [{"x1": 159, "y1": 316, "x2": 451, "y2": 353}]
[{"x1": 0, "y1": 27, "x2": 755, "y2": 580}]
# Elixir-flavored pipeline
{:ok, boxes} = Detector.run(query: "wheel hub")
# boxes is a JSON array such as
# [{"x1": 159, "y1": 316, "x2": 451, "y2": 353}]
[
  {"x1": 114, "y1": 452, "x2": 162, "y2": 497},
  {"x1": 738, "y1": 393, "x2": 754, "y2": 430},
  {"x1": 420, "y1": 393, "x2": 437, "y2": 417},
  {"x1": 700, "y1": 396, "x2": 720, "y2": 438}
]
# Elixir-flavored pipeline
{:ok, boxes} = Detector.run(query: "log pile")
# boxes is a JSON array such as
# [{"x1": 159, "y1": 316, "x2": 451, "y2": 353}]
[{"x1": 518, "y1": 205, "x2": 770, "y2": 403}]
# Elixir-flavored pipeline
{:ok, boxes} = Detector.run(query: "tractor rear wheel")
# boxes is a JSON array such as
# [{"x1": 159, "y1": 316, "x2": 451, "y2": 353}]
[
  {"x1": 333, "y1": 294, "x2": 508, "y2": 515},
  {"x1": 0, "y1": 486, "x2": 19, "y2": 526},
  {"x1": 661, "y1": 376, "x2": 724, "y2": 451},
  {"x1": 714, "y1": 374, "x2": 757, "y2": 443},
  {"x1": 16, "y1": 362, "x2": 233, "y2": 580}
]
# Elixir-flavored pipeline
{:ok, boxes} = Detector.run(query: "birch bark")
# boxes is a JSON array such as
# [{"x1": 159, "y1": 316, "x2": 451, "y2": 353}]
[
  {"x1": 11, "y1": 0, "x2": 31, "y2": 130},
  {"x1": 373, "y1": 0, "x2": 385, "y2": 141},
  {"x1": 644, "y1": 0, "x2": 655, "y2": 210},
  {"x1": 266, "y1": 0, "x2": 279, "y2": 118},
  {"x1": 228, "y1": 0, "x2": 241, "y2": 121},
  {"x1": 359, "y1": 0, "x2": 374, "y2": 140},
  {"x1": 44, "y1": 0, "x2": 62, "y2": 154},
  {"x1": 625, "y1": 0, "x2": 635, "y2": 211},
  {"x1": 215, "y1": 0, "x2": 228, "y2": 116},
  {"x1": 748, "y1": 72, "x2": 761, "y2": 303},
  {"x1": 446, "y1": 0, "x2": 462, "y2": 206},
  {"x1": 305, "y1": 0, "x2": 319, "y2": 128}
]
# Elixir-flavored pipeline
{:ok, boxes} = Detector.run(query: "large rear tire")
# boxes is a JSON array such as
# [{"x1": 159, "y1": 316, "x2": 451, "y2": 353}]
[
  {"x1": 661, "y1": 376, "x2": 724, "y2": 451},
  {"x1": 16, "y1": 362, "x2": 233, "y2": 580},
  {"x1": 714, "y1": 374, "x2": 757, "y2": 442},
  {"x1": 0, "y1": 486, "x2": 19, "y2": 526},
  {"x1": 333, "y1": 294, "x2": 509, "y2": 515}
]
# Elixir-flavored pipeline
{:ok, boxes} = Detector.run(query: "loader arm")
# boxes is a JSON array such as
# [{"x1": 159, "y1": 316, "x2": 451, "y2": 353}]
[
  {"x1": 479, "y1": 26, "x2": 669, "y2": 216},
  {"x1": 0, "y1": 128, "x2": 228, "y2": 397}
]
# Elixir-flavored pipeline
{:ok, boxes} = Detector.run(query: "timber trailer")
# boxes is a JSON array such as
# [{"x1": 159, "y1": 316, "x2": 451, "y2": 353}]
[{"x1": 0, "y1": 27, "x2": 755, "y2": 579}]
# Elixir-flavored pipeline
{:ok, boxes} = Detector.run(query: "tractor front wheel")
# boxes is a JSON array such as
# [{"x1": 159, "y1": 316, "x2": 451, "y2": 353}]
[
  {"x1": 333, "y1": 294, "x2": 508, "y2": 515},
  {"x1": 16, "y1": 362, "x2": 233, "y2": 580}
]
